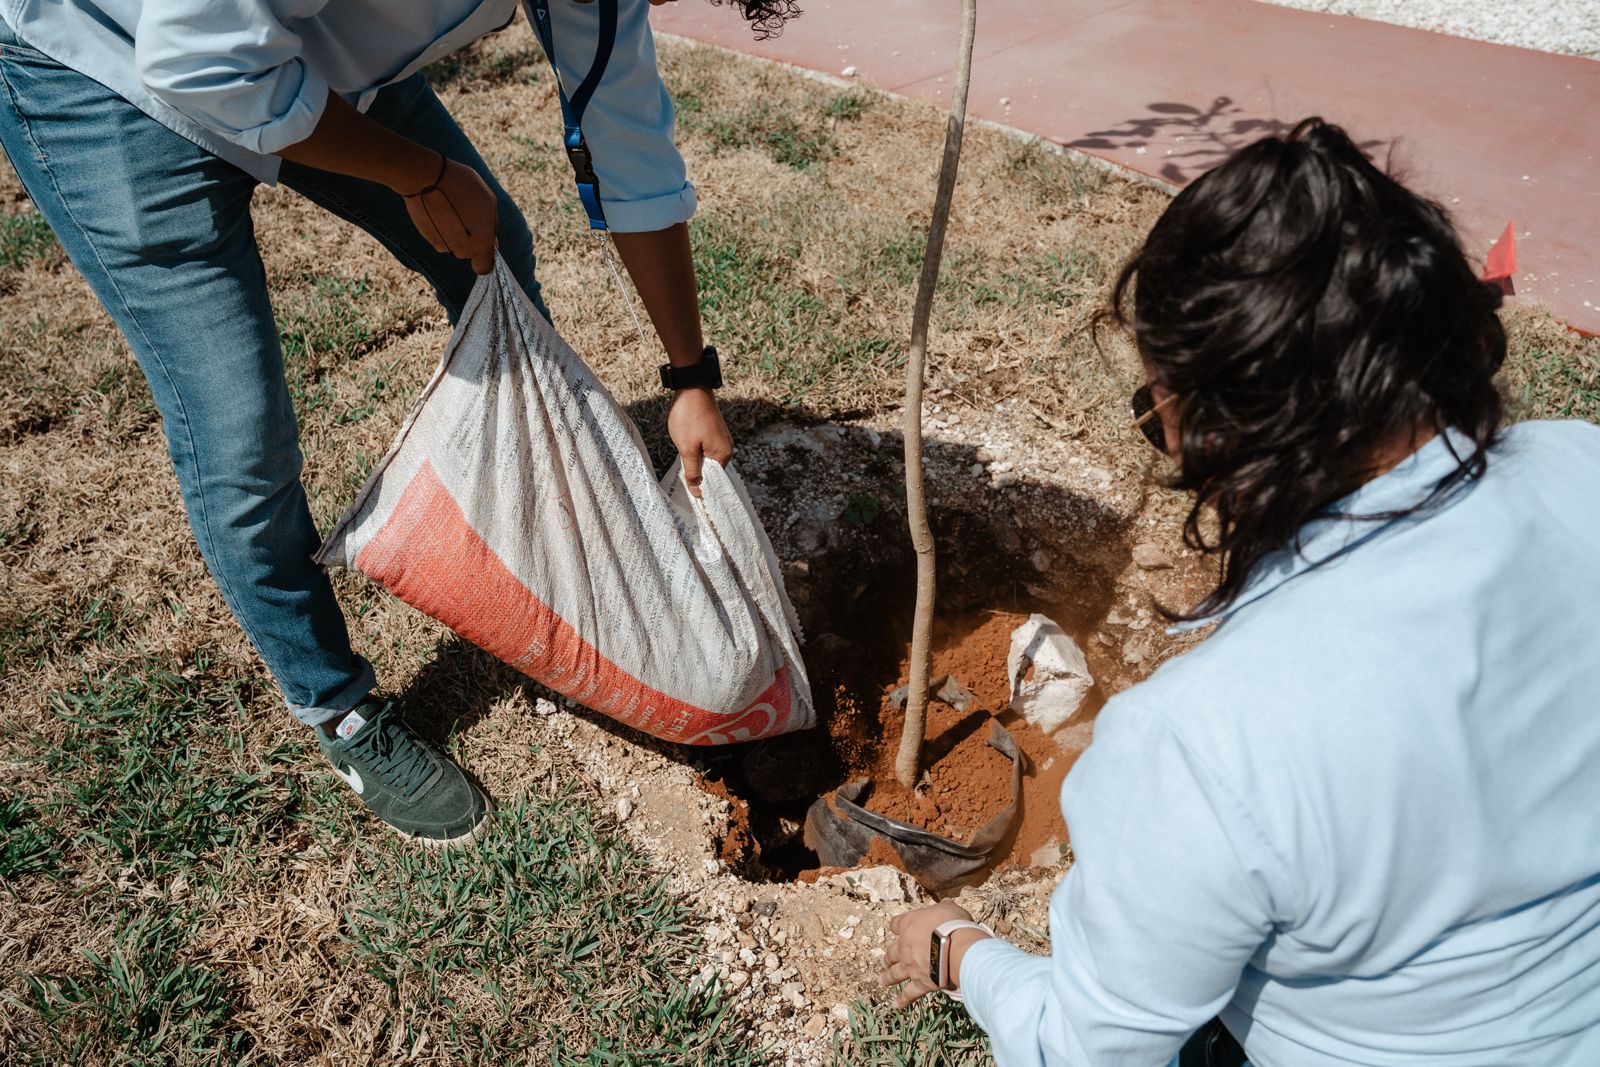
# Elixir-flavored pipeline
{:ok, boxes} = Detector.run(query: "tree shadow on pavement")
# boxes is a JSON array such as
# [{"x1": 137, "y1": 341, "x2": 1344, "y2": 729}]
[{"x1": 1068, "y1": 98, "x2": 1385, "y2": 185}]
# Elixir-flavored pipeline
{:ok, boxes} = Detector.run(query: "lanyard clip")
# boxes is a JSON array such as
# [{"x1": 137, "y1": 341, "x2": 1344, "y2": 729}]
[
  {"x1": 563, "y1": 128, "x2": 606, "y2": 230},
  {"x1": 563, "y1": 127, "x2": 599, "y2": 186}
]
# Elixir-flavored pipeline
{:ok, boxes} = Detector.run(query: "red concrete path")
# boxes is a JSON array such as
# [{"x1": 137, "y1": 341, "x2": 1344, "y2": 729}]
[{"x1": 652, "y1": 0, "x2": 1600, "y2": 333}]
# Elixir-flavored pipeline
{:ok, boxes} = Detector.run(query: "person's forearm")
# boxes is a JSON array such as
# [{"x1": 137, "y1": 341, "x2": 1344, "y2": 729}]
[
  {"x1": 276, "y1": 89, "x2": 439, "y2": 194},
  {"x1": 610, "y1": 224, "x2": 706, "y2": 366}
]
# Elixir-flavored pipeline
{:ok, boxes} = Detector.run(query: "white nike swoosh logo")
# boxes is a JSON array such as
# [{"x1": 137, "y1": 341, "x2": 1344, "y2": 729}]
[{"x1": 333, "y1": 764, "x2": 365, "y2": 795}]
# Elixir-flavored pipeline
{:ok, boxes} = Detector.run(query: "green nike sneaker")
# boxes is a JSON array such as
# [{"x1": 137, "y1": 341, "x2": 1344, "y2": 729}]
[{"x1": 318, "y1": 697, "x2": 489, "y2": 845}]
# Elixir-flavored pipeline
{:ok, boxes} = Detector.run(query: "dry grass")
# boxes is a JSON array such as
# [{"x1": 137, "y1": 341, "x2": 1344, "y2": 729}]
[{"x1": 1, "y1": 21, "x2": 1597, "y2": 1067}]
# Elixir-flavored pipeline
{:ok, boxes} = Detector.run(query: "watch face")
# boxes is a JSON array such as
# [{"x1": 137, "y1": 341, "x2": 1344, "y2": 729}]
[{"x1": 929, "y1": 932, "x2": 944, "y2": 989}]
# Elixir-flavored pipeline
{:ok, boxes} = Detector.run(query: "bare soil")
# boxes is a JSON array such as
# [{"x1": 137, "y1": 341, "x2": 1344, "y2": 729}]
[{"x1": 855, "y1": 610, "x2": 1078, "y2": 866}]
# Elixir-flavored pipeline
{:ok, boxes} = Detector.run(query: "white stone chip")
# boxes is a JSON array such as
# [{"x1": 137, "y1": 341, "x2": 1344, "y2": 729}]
[{"x1": 1008, "y1": 613, "x2": 1094, "y2": 740}]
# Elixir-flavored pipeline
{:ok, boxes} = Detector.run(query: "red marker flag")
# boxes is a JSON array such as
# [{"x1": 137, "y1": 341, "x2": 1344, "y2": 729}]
[{"x1": 1483, "y1": 220, "x2": 1516, "y2": 282}]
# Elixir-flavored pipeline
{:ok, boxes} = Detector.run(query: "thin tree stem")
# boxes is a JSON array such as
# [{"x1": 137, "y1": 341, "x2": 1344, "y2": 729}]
[{"x1": 895, "y1": 0, "x2": 978, "y2": 790}]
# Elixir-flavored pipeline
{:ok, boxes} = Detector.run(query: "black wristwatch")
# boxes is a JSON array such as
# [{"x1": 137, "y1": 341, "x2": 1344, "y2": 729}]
[{"x1": 659, "y1": 345, "x2": 723, "y2": 391}]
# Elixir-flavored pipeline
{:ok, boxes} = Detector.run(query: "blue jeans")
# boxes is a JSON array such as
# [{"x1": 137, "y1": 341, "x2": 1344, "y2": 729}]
[{"x1": 0, "y1": 19, "x2": 544, "y2": 726}]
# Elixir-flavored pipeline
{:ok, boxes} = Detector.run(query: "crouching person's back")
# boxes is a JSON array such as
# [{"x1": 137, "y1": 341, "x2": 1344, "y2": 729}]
[{"x1": 880, "y1": 118, "x2": 1600, "y2": 1066}]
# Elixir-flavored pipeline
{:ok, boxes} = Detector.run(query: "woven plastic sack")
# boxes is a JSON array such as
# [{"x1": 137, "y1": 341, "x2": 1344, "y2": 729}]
[{"x1": 316, "y1": 257, "x2": 813, "y2": 745}]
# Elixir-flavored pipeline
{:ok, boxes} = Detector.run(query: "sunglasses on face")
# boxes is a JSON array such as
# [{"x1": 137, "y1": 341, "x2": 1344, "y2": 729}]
[{"x1": 1130, "y1": 383, "x2": 1172, "y2": 452}]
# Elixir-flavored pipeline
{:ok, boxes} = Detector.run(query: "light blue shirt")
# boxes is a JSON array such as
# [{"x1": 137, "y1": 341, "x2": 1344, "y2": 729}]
[
  {"x1": 962, "y1": 420, "x2": 1600, "y2": 1066},
  {"x1": 0, "y1": 0, "x2": 694, "y2": 232}
]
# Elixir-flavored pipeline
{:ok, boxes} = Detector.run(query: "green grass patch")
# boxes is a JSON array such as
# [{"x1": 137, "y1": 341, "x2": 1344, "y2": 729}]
[
  {"x1": 861, "y1": 224, "x2": 1095, "y2": 315},
  {"x1": 43, "y1": 656, "x2": 283, "y2": 882},
  {"x1": 0, "y1": 793, "x2": 63, "y2": 881},
  {"x1": 335, "y1": 356, "x2": 404, "y2": 427},
  {"x1": 343, "y1": 790, "x2": 758, "y2": 1064},
  {"x1": 1004, "y1": 138, "x2": 1107, "y2": 203},
  {"x1": 278, "y1": 274, "x2": 382, "y2": 414},
  {"x1": 22, "y1": 907, "x2": 250, "y2": 1066},
  {"x1": 685, "y1": 95, "x2": 836, "y2": 170},
  {"x1": 977, "y1": 248, "x2": 1099, "y2": 310},
  {"x1": 825, "y1": 90, "x2": 873, "y2": 123},
  {"x1": 837, "y1": 994, "x2": 994, "y2": 1066},
  {"x1": 0, "y1": 210, "x2": 58, "y2": 273},
  {"x1": 1506, "y1": 340, "x2": 1600, "y2": 424},
  {"x1": 692, "y1": 213, "x2": 900, "y2": 400},
  {"x1": 0, "y1": 592, "x2": 145, "y2": 679},
  {"x1": 505, "y1": 132, "x2": 558, "y2": 174}
]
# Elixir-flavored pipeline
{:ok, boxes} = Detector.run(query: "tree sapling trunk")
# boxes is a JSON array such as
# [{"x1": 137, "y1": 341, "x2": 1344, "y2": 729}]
[{"x1": 894, "y1": 0, "x2": 979, "y2": 790}]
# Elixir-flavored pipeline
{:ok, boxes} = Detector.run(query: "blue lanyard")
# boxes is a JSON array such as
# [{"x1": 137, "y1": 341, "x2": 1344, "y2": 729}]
[{"x1": 528, "y1": 0, "x2": 618, "y2": 230}]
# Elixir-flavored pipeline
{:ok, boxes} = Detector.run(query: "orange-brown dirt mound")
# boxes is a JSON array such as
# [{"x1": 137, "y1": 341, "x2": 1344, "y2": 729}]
[{"x1": 845, "y1": 610, "x2": 1093, "y2": 871}]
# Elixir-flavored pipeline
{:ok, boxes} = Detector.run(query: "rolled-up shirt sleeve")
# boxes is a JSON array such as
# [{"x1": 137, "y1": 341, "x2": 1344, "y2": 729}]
[
  {"x1": 960, "y1": 699, "x2": 1283, "y2": 1066},
  {"x1": 536, "y1": 0, "x2": 695, "y2": 232},
  {"x1": 134, "y1": 0, "x2": 332, "y2": 156}
]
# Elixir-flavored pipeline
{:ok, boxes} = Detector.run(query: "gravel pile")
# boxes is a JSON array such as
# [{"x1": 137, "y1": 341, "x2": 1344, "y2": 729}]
[{"x1": 1258, "y1": 0, "x2": 1600, "y2": 58}]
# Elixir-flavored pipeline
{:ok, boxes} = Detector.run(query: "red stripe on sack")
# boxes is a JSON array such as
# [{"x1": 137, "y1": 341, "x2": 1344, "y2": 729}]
[{"x1": 354, "y1": 461, "x2": 794, "y2": 745}]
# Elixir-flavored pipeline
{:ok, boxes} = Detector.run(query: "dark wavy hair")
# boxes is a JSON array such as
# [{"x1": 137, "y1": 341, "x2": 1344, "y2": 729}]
[
  {"x1": 1109, "y1": 118, "x2": 1506, "y2": 620},
  {"x1": 708, "y1": 0, "x2": 801, "y2": 38}
]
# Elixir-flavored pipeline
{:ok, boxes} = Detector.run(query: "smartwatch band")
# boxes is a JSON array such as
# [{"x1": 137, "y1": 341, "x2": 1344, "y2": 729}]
[
  {"x1": 659, "y1": 345, "x2": 722, "y2": 391},
  {"x1": 931, "y1": 919, "x2": 995, "y2": 1001}
]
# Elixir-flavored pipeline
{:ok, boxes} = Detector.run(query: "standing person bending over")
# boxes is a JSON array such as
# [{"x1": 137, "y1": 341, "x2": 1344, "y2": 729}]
[
  {"x1": 0, "y1": 0, "x2": 797, "y2": 844},
  {"x1": 883, "y1": 120, "x2": 1600, "y2": 1065}
]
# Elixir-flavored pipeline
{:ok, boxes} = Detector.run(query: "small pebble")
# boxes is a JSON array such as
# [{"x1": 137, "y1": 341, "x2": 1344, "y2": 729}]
[
  {"x1": 1132, "y1": 542, "x2": 1172, "y2": 570},
  {"x1": 614, "y1": 797, "x2": 633, "y2": 822},
  {"x1": 841, "y1": 65, "x2": 858, "y2": 77}
]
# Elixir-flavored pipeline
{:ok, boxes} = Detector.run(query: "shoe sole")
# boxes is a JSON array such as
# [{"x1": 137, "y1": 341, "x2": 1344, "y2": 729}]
[{"x1": 386, "y1": 795, "x2": 496, "y2": 849}]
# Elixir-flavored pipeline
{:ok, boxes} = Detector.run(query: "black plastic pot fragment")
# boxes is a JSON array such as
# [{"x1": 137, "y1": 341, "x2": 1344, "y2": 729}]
[{"x1": 802, "y1": 721, "x2": 1027, "y2": 893}]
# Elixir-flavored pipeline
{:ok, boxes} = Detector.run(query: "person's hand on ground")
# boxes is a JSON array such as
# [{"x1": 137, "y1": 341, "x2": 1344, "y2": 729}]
[
  {"x1": 882, "y1": 900, "x2": 985, "y2": 1008},
  {"x1": 400, "y1": 156, "x2": 499, "y2": 275},
  {"x1": 669, "y1": 387, "x2": 734, "y2": 496}
]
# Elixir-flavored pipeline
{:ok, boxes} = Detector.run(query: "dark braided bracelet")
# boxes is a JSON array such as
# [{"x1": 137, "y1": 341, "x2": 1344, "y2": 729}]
[{"x1": 401, "y1": 151, "x2": 448, "y2": 199}]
